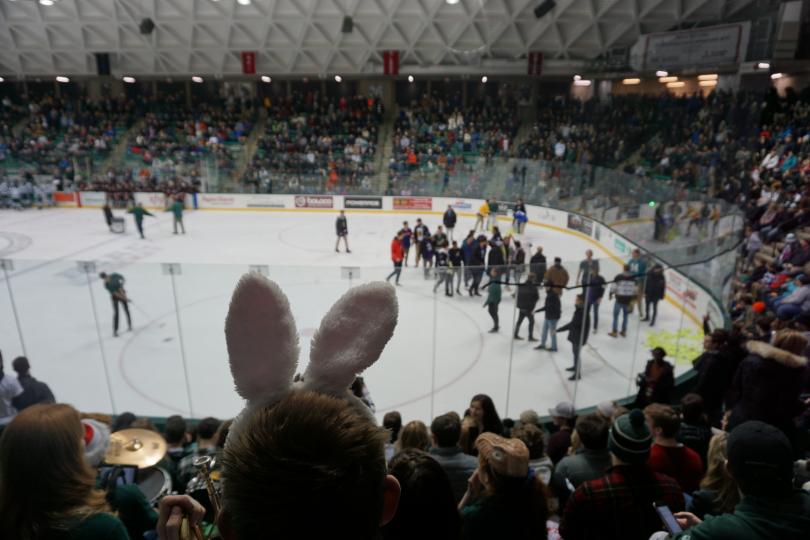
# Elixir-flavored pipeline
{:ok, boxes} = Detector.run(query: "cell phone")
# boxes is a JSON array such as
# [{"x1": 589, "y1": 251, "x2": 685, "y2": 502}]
[
  {"x1": 654, "y1": 503, "x2": 682, "y2": 534},
  {"x1": 99, "y1": 465, "x2": 137, "y2": 487}
]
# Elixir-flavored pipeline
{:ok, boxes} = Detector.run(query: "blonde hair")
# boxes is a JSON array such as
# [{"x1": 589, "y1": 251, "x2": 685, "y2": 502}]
[{"x1": 700, "y1": 432, "x2": 741, "y2": 514}]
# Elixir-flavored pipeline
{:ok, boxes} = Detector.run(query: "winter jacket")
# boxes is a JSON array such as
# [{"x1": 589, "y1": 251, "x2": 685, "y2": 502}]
[
  {"x1": 558, "y1": 304, "x2": 589, "y2": 345},
  {"x1": 635, "y1": 359, "x2": 674, "y2": 407},
  {"x1": 435, "y1": 251, "x2": 449, "y2": 268},
  {"x1": 727, "y1": 340, "x2": 808, "y2": 434},
  {"x1": 513, "y1": 248, "x2": 526, "y2": 266},
  {"x1": 535, "y1": 292, "x2": 561, "y2": 321},
  {"x1": 516, "y1": 280, "x2": 540, "y2": 311},
  {"x1": 644, "y1": 268, "x2": 666, "y2": 302},
  {"x1": 443, "y1": 208, "x2": 457, "y2": 228},
  {"x1": 544, "y1": 263, "x2": 570, "y2": 296},
  {"x1": 529, "y1": 252, "x2": 547, "y2": 277},
  {"x1": 487, "y1": 244, "x2": 505, "y2": 267},
  {"x1": 778, "y1": 284, "x2": 810, "y2": 311},
  {"x1": 335, "y1": 215, "x2": 348, "y2": 235},
  {"x1": 449, "y1": 247, "x2": 463, "y2": 267},
  {"x1": 390, "y1": 239, "x2": 404, "y2": 262},
  {"x1": 628, "y1": 256, "x2": 647, "y2": 282},
  {"x1": 611, "y1": 271, "x2": 637, "y2": 304},
  {"x1": 461, "y1": 238, "x2": 474, "y2": 263},
  {"x1": 692, "y1": 350, "x2": 730, "y2": 417},
  {"x1": 470, "y1": 244, "x2": 486, "y2": 269},
  {"x1": 413, "y1": 224, "x2": 430, "y2": 243},
  {"x1": 585, "y1": 274, "x2": 606, "y2": 304},
  {"x1": 485, "y1": 280, "x2": 501, "y2": 305}
]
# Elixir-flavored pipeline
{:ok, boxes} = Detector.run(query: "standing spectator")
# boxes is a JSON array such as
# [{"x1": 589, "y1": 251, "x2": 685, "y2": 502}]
[
  {"x1": 634, "y1": 347, "x2": 675, "y2": 408},
  {"x1": 687, "y1": 432, "x2": 740, "y2": 519},
  {"x1": 413, "y1": 218, "x2": 430, "y2": 266},
  {"x1": 170, "y1": 196, "x2": 186, "y2": 235},
  {"x1": 644, "y1": 403, "x2": 704, "y2": 493},
  {"x1": 385, "y1": 232, "x2": 404, "y2": 285},
  {"x1": 529, "y1": 246, "x2": 547, "y2": 277},
  {"x1": 429, "y1": 413, "x2": 479, "y2": 502},
  {"x1": 460, "y1": 394, "x2": 503, "y2": 456},
  {"x1": 547, "y1": 402, "x2": 576, "y2": 464},
  {"x1": 514, "y1": 273, "x2": 540, "y2": 341},
  {"x1": 512, "y1": 240, "x2": 526, "y2": 284},
  {"x1": 534, "y1": 288, "x2": 561, "y2": 352},
  {"x1": 458, "y1": 433, "x2": 549, "y2": 540},
  {"x1": 544, "y1": 257, "x2": 570, "y2": 297},
  {"x1": 335, "y1": 210, "x2": 350, "y2": 253},
  {"x1": 0, "y1": 404, "x2": 129, "y2": 539},
  {"x1": 627, "y1": 249, "x2": 647, "y2": 316},
  {"x1": 443, "y1": 205, "x2": 457, "y2": 242},
  {"x1": 727, "y1": 330, "x2": 808, "y2": 443},
  {"x1": 461, "y1": 231, "x2": 476, "y2": 288},
  {"x1": 512, "y1": 197, "x2": 527, "y2": 234},
  {"x1": 468, "y1": 235, "x2": 487, "y2": 297},
  {"x1": 0, "y1": 352, "x2": 23, "y2": 427},
  {"x1": 383, "y1": 449, "x2": 460, "y2": 540},
  {"x1": 433, "y1": 248, "x2": 453, "y2": 296},
  {"x1": 10, "y1": 356, "x2": 54, "y2": 411},
  {"x1": 512, "y1": 423, "x2": 553, "y2": 485},
  {"x1": 557, "y1": 294, "x2": 590, "y2": 380},
  {"x1": 399, "y1": 221, "x2": 413, "y2": 266},
  {"x1": 127, "y1": 202, "x2": 154, "y2": 239},
  {"x1": 552, "y1": 413, "x2": 612, "y2": 508},
  {"x1": 486, "y1": 198, "x2": 499, "y2": 231},
  {"x1": 607, "y1": 265, "x2": 637, "y2": 338},
  {"x1": 483, "y1": 269, "x2": 502, "y2": 333},
  {"x1": 692, "y1": 329, "x2": 731, "y2": 425},
  {"x1": 474, "y1": 199, "x2": 489, "y2": 231},
  {"x1": 559, "y1": 409, "x2": 684, "y2": 540},
  {"x1": 576, "y1": 249, "x2": 599, "y2": 286},
  {"x1": 383, "y1": 411, "x2": 402, "y2": 462},
  {"x1": 677, "y1": 393, "x2": 714, "y2": 466},
  {"x1": 103, "y1": 202, "x2": 114, "y2": 232},
  {"x1": 433, "y1": 225, "x2": 449, "y2": 249},
  {"x1": 642, "y1": 263, "x2": 665, "y2": 326},
  {"x1": 448, "y1": 240, "x2": 463, "y2": 294},
  {"x1": 672, "y1": 421, "x2": 810, "y2": 540},
  {"x1": 585, "y1": 268, "x2": 606, "y2": 334}
]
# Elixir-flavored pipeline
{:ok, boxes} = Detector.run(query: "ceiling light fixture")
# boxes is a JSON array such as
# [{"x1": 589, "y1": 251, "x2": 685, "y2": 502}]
[
  {"x1": 771, "y1": 72, "x2": 784, "y2": 80},
  {"x1": 655, "y1": 70, "x2": 668, "y2": 77},
  {"x1": 0, "y1": 77, "x2": 4, "y2": 83},
  {"x1": 39, "y1": 0, "x2": 55, "y2": 6},
  {"x1": 334, "y1": 75, "x2": 342, "y2": 82},
  {"x1": 408, "y1": 75, "x2": 414, "y2": 83},
  {"x1": 659, "y1": 76, "x2": 678, "y2": 83},
  {"x1": 55, "y1": 76, "x2": 70, "y2": 83},
  {"x1": 446, "y1": 0, "x2": 460, "y2": 4},
  {"x1": 699, "y1": 80, "x2": 717, "y2": 87},
  {"x1": 573, "y1": 79, "x2": 592, "y2": 87},
  {"x1": 236, "y1": 0, "x2": 251, "y2": 5},
  {"x1": 697, "y1": 74, "x2": 718, "y2": 81},
  {"x1": 481, "y1": 76, "x2": 488, "y2": 83},
  {"x1": 757, "y1": 62, "x2": 770, "y2": 70},
  {"x1": 192, "y1": 76, "x2": 203, "y2": 83},
  {"x1": 122, "y1": 76, "x2": 136, "y2": 84},
  {"x1": 666, "y1": 81, "x2": 685, "y2": 88},
  {"x1": 622, "y1": 78, "x2": 641, "y2": 85}
]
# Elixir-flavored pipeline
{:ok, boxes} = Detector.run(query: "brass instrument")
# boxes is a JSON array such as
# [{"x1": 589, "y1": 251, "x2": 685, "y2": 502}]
[{"x1": 180, "y1": 455, "x2": 222, "y2": 540}]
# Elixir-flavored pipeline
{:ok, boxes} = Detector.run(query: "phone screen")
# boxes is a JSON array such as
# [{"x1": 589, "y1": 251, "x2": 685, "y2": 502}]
[{"x1": 654, "y1": 504, "x2": 682, "y2": 534}]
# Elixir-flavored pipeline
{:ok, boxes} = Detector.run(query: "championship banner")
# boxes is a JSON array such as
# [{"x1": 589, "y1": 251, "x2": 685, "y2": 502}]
[
  {"x1": 382, "y1": 50, "x2": 399, "y2": 75},
  {"x1": 241, "y1": 51, "x2": 256, "y2": 75},
  {"x1": 527, "y1": 52, "x2": 543, "y2": 75}
]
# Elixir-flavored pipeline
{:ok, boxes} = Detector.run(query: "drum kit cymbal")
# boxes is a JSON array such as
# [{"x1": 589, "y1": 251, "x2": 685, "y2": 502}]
[{"x1": 105, "y1": 428, "x2": 168, "y2": 468}]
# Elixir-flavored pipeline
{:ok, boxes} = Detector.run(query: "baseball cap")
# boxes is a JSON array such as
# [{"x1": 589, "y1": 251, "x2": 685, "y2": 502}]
[
  {"x1": 548, "y1": 401, "x2": 576, "y2": 419},
  {"x1": 475, "y1": 432, "x2": 529, "y2": 478}
]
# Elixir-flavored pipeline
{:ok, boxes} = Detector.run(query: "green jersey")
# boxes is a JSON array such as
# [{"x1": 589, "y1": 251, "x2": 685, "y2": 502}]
[
  {"x1": 105, "y1": 273, "x2": 125, "y2": 295},
  {"x1": 170, "y1": 200, "x2": 184, "y2": 219}
]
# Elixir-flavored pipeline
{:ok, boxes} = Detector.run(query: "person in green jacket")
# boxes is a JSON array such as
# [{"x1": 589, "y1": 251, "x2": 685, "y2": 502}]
[
  {"x1": 672, "y1": 421, "x2": 810, "y2": 540},
  {"x1": 169, "y1": 197, "x2": 185, "y2": 235},
  {"x1": 128, "y1": 202, "x2": 154, "y2": 239},
  {"x1": 484, "y1": 268, "x2": 501, "y2": 333}
]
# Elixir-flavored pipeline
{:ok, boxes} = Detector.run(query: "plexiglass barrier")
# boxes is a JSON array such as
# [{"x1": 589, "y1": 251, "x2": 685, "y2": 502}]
[{"x1": 0, "y1": 255, "x2": 715, "y2": 424}]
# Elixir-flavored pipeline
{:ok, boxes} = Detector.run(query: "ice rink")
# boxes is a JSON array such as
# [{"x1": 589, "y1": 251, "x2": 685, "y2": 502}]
[{"x1": 0, "y1": 206, "x2": 700, "y2": 423}]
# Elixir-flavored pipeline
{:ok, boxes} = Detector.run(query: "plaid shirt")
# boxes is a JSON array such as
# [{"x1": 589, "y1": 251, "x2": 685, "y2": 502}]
[{"x1": 560, "y1": 464, "x2": 684, "y2": 540}]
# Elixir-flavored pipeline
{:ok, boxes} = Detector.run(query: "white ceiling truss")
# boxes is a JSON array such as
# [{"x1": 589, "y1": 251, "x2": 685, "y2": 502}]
[{"x1": 0, "y1": 0, "x2": 758, "y2": 78}]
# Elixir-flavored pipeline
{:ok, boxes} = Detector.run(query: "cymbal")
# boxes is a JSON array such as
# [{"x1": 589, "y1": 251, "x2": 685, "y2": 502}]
[{"x1": 105, "y1": 429, "x2": 167, "y2": 468}]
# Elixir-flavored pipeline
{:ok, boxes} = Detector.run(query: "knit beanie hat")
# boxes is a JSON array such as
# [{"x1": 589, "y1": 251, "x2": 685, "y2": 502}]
[
  {"x1": 476, "y1": 432, "x2": 529, "y2": 478},
  {"x1": 82, "y1": 418, "x2": 111, "y2": 468},
  {"x1": 608, "y1": 409, "x2": 652, "y2": 464},
  {"x1": 727, "y1": 420, "x2": 794, "y2": 495}
]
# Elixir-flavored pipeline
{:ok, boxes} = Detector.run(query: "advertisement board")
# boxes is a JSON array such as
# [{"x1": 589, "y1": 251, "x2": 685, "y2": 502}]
[
  {"x1": 79, "y1": 191, "x2": 107, "y2": 208},
  {"x1": 295, "y1": 195, "x2": 334, "y2": 208},
  {"x1": 344, "y1": 196, "x2": 382, "y2": 210},
  {"x1": 567, "y1": 213, "x2": 594, "y2": 236},
  {"x1": 53, "y1": 192, "x2": 77, "y2": 208},
  {"x1": 393, "y1": 197, "x2": 432, "y2": 210},
  {"x1": 245, "y1": 194, "x2": 287, "y2": 209},
  {"x1": 135, "y1": 192, "x2": 167, "y2": 209}
]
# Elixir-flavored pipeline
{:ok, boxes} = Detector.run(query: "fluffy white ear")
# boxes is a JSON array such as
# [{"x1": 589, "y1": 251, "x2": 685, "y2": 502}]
[
  {"x1": 304, "y1": 282, "x2": 398, "y2": 394},
  {"x1": 225, "y1": 273, "x2": 299, "y2": 403}
]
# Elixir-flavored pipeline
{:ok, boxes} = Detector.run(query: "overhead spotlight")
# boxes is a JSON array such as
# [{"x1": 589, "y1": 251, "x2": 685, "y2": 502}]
[
  {"x1": 39, "y1": 0, "x2": 55, "y2": 5},
  {"x1": 56, "y1": 76, "x2": 70, "y2": 83},
  {"x1": 237, "y1": 0, "x2": 251, "y2": 5},
  {"x1": 655, "y1": 70, "x2": 668, "y2": 77},
  {"x1": 261, "y1": 75, "x2": 272, "y2": 83},
  {"x1": 666, "y1": 81, "x2": 685, "y2": 88},
  {"x1": 0, "y1": 77, "x2": 4, "y2": 83},
  {"x1": 573, "y1": 79, "x2": 592, "y2": 86},
  {"x1": 622, "y1": 78, "x2": 641, "y2": 85},
  {"x1": 659, "y1": 76, "x2": 678, "y2": 83},
  {"x1": 757, "y1": 62, "x2": 770, "y2": 70},
  {"x1": 697, "y1": 74, "x2": 718, "y2": 81},
  {"x1": 407, "y1": 75, "x2": 414, "y2": 83},
  {"x1": 481, "y1": 76, "x2": 488, "y2": 83},
  {"x1": 192, "y1": 76, "x2": 203, "y2": 83},
  {"x1": 446, "y1": 0, "x2": 460, "y2": 4},
  {"x1": 122, "y1": 76, "x2": 136, "y2": 84},
  {"x1": 573, "y1": 74, "x2": 581, "y2": 81},
  {"x1": 771, "y1": 72, "x2": 784, "y2": 80},
  {"x1": 334, "y1": 75, "x2": 342, "y2": 82},
  {"x1": 699, "y1": 80, "x2": 717, "y2": 87}
]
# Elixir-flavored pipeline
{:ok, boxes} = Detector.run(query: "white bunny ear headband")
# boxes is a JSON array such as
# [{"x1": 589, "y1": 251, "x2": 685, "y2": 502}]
[{"x1": 224, "y1": 273, "x2": 398, "y2": 441}]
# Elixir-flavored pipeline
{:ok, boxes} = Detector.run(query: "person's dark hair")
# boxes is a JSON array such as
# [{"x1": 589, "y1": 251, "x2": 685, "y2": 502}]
[
  {"x1": 221, "y1": 391, "x2": 388, "y2": 539},
  {"x1": 680, "y1": 394, "x2": 706, "y2": 425},
  {"x1": 111, "y1": 412, "x2": 136, "y2": 433},
  {"x1": 196, "y1": 417, "x2": 221, "y2": 440},
  {"x1": 644, "y1": 404, "x2": 680, "y2": 438},
  {"x1": 11, "y1": 356, "x2": 29, "y2": 376},
  {"x1": 382, "y1": 449, "x2": 460, "y2": 540},
  {"x1": 164, "y1": 415, "x2": 187, "y2": 445},
  {"x1": 430, "y1": 413, "x2": 461, "y2": 448},
  {"x1": 383, "y1": 411, "x2": 402, "y2": 444},
  {"x1": 471, "y1": 394, "x2": 503, "y2": 435},
  {"x1": 575, "y1": 413, "x2": 609, "y2": 450},
  {"x1": 398, "y1": 421, "x2": 430, "y2": 452},
  {"x1": 215, "y1": 419, "x2": 232, "y2": 449},
  {"x1": 511, "y1": 424, "x2": 545, "y2": 459}
]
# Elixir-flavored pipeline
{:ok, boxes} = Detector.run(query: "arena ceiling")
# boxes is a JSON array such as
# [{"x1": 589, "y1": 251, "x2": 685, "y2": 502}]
[{"x1": 0, "y1": 0, "x2": 758, "y2": 78}]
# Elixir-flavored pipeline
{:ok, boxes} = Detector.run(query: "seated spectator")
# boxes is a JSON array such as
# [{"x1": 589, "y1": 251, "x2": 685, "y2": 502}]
[
  {"x1": 552, "y1": 413, "x2": 612, "y2": 508},
  {"x1": 160, "y1": 414, "x2": 191, "y2": 488},
  {"x1": 382, "y1": 448, "x2": 460, "y2": 540},
  {"x1": 9, "y1": 356, "x2": 55, "y2": 411},
  {"x1": 560, "y1": 409, "x2": 684, "y2": 540},
  {"x1": 769, "y1": 274, "x2": 810, "y2": 319},
  {"x1": 397, "y1": 420, "x2": 430, "y2": 452},
  {"x1": 645, "y1": 403, "x2": 704, "y2": 493},
  {"x1": 511, "y1": 423, "x2": 553, "y2": 485},
  {"x1": 459, "y1": 433, "x2": 549, "y2": 539},
  {"x1": 383, "y1": 410, "x2": 402, "y2": 462},
  {"x1": 460, "y1": 394, "x2": 504, "y2": 455},
  {"x1": 429, "y1": 412, "x2": 478, "y2": 502},
  {"x1": 727, "y1": 329, "x2": 808, "y2": 444},
  {"x1": 547, "y1": 401, "x2": 576, "y2": 464},
  {"x1": 0, "y1": 404, "x2": 129, "y2": 539},
  {"x1": 673, "y1": 421, "x2": 810, "y2": 539},
  {"x1": 634, "y1": 347, "x2": 675, "y2": 408},
  {"x1": 687, "y1": 431, "x2": 740, "y2": 519},
  {"x1": 177, "y1": 416, "x2": 221, "y2": 488},
  {"x1": 677, "y1": 393, "x2": 714, "y2": 465},
  {"x1": 0, "y1": 351, "x2": 23, "y2": 427}
]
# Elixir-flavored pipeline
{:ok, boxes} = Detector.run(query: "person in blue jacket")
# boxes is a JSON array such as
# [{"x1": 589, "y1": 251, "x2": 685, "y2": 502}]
[{"x1": 399, "y1": 221, "x2": 413, "y2": 266}]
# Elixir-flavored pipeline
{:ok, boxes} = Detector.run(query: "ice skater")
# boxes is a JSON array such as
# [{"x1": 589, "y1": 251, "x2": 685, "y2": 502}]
[
  {"x1": 386, "y1": 232, "x2": 404, "y2": 285},
  {"x1": 399, "y1": 221, "x2": 413, "y2": 266},
  {"x1": 99, "y1": 272, "x2": 132, "y2": 337},
  {"x1": 170, "y1": 196, "x2": 186, "y2": 235},
  {"x1": 433, "y1": 248, "x2": 453, "y2": 296},
  {"x1": 443, "y1": 205, "x2": 457, "y2": 243},
  {"x1": 103, "y1": 202, "x2": 114, "y2": 232},
  {"x1": 128, "y1": 202, "x2": 154, "y2": 239},
  {"x1": 556, "y1": 294, "x2": 590, "y2": 381},
  {"x1": 483, "y1": 268, "x2": 501, "y2": 333},
  {"x1": 335, "y1": 210, "x2": 350, "y2": 253}
]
